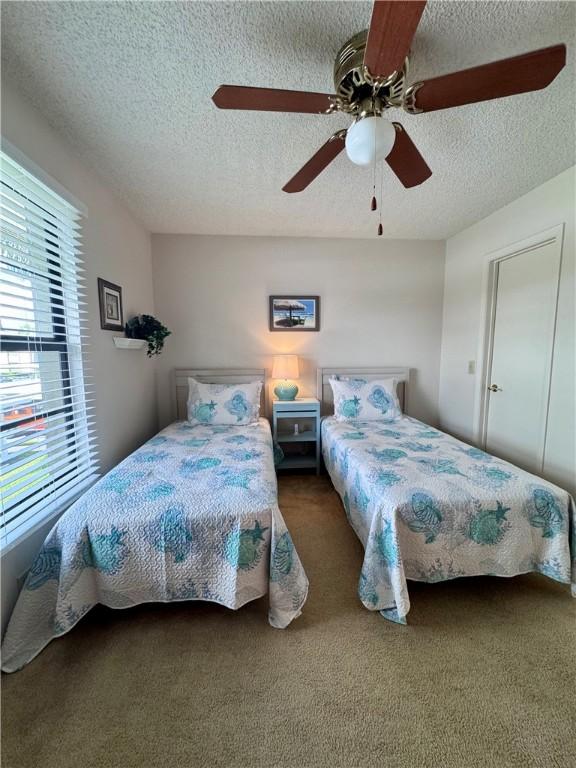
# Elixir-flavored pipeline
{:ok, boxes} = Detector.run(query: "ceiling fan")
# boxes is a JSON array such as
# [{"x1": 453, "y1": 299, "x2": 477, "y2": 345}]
[{"x1": 212, "y1": 1, "x2": 566, "y2": 196}]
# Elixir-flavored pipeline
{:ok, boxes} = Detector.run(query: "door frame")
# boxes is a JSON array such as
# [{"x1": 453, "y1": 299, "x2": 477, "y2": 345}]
[{"x1": 473, "y1": 223, "x2": 564, "y2": 467}]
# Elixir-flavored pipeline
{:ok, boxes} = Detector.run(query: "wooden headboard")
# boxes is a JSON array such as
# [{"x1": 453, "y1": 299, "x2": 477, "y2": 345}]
[
  {"x1": 316, "y1": 367, "x2": 410, "y2": 417},
  {"x1": 172, "y1": 368, "x2": 267, "y2": 422}
]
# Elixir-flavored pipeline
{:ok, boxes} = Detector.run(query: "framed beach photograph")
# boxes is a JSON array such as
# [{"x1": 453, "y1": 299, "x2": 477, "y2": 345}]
[
  {"x1": 98, "y1": 278, "x2": 124, "y2": 331},
  {"x1": 269, "y1": 295, "x2": 320, "y2": 332}
]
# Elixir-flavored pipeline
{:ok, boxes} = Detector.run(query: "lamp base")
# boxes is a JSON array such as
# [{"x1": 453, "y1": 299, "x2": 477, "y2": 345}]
[{"x1": 274, "y1": 381, "x2": 299, "y2": 401}]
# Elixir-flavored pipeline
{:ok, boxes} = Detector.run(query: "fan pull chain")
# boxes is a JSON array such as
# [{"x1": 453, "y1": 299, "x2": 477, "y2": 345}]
[
  {"x1": 377, "y1": 161, "x2": 384, "y2": 236},
  {"x1": 371, "y1": 132, "x2": 377, "y2": 211}
]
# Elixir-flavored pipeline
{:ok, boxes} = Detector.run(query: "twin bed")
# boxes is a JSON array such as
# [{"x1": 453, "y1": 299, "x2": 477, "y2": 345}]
[
  {"x1": 1, "y1": 369, "x2": 308, "y2": 673},
  {"x1": 2, "y1": 366, "x2": 574, "y2": 672},
  {"x1": 319, "y1": 367, "x2": 575, "y2": 624}
]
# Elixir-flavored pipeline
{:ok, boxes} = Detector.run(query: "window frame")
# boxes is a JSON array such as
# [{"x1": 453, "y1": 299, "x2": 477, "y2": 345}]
[{"x1": 0, "y1": 147, "x2": 97, "y2": 553}]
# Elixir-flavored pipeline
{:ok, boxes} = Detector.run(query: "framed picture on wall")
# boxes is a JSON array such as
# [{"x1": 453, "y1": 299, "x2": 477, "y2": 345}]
[
  {"x1": 269, "y1": 295, "x2": 320, "y2": 332},
  {"x1": 98, "y1": 278, "x2": 124, "y2": 331}
]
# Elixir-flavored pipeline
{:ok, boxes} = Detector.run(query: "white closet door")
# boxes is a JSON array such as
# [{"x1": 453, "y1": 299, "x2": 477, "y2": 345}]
[{"x1": 485, "y1": 241, "x2": 561, "y2": 474}]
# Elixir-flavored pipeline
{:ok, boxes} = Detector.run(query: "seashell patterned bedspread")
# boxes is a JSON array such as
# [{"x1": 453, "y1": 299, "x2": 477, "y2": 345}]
[
  {"x1": 322, "y1": 415, "x2": 575, "y2": 624},
  {"x1": 2, "y1": 418, "x2": 308, "y2": 672}
]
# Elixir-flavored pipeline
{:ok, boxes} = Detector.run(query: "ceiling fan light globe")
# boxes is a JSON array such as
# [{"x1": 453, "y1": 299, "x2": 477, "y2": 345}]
[{"x1": 345, "y1": 116, "x2": 396, "y2": 166}]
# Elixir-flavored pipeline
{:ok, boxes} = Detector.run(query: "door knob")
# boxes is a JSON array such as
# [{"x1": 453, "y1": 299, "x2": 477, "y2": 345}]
[{"x1": 488, "y1": 384, "x2": 502, "y2": 392}]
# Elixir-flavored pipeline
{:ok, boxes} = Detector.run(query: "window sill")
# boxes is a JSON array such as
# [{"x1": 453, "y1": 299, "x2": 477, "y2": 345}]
[{"x1": 1, "y1": 474, "x2": 100, "y2": 557}]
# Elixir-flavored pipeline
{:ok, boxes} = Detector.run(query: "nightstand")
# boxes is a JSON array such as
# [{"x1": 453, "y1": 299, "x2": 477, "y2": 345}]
[{"x1": 272, "y1": 397, "x2": 321, "y2": 475}]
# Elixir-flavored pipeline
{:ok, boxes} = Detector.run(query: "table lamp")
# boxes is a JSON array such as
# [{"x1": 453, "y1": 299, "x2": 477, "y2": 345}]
[{"x1": 272, "y1": 355, "x2": 299, "y2": 401}]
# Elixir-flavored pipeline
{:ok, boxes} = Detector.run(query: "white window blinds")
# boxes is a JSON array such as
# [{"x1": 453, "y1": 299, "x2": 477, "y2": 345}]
[{"x1": 0, "y1": 150, "x2": 97, "y2": 549}]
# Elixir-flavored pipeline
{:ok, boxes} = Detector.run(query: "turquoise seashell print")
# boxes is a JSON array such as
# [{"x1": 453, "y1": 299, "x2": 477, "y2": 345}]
[
  {"x1": 367, "y1": 386, "x2": 394, "y2": 415},
  {"x1": 526, "y1": 487, "x2": 565, "y2": 539},
  {"x1": 342, "y1": 431, "x2": 367, "y2": 440},
  {"x1": 100, "y1": 471, "x2": 133, "y2": 494},
  {"x1": 339, "y1": 395, "x2": 362, "y2": 419},
  {"x1": 216, "y1": 467, "x2": 258, "y2": 489},
  {"x1": 329, "y1": 443, "x2": 338, "y2": 468},
  {"x1": 193, "y1": 399, "x2": 217, "y2": 423},
  {"x1": 369, "y1": 448, "x2": 407, "y2": 462},
  {"x1": 341, "y1": 377, "x2": 367, "y2": 390},
  {"x1": 358, "y1": 571, "x2": 379, "y2": 606},
  {"x1": 183, "y1": 438, "x2": 210, "y2": 448},
  {"x1": 413, "y1": 457, "x2": 465, "y2": 476},
  {"x1": 468, "y1": 501, "x2": 510, "y2": 545},
  {"x1": 459, "y1": 447, "x2": 491, "y2": 460},
  {"x1": 147, "y1": 505, "x2": 194, "y2": 563},
  {"x1": 224, "y1": 521, "x2": 268, "y2": 570},
  {"x1": 167, "y1": 579, "x2": 199, "y2": 600},
  {"x1": 224, "y1": 435, "x2": 250, "y2": 444},
  {"x1": 380, "y1": 606, "x2": 406, "y2": 625},
  {"x1": 377, "y1": 429, "x2": 402, "y2": 439},
  {"x1": 375, "y1": 470, "x2": 402, "y2": 488},
  {"x1": 134, "y1": 450, "x2": 170, "y2": 464},
  {"x1": 226, "y1": 448, "x2": 263, "y2": 462},
  {"x1": 417, "y1": 429, "x2": 442, "y2": 439},
  {"x1": 472, "y1": 465, "x2": 512, "y2": 488},
  {"x1": 54, "y1": 604, "x2": 92, "y2": 633},
  {"x1": 148, "y1": 436, "x2": 169, "y2": 446},
  {"x1": 343, "y1": 491, "x2": 352, "y2": 519},
  {"x1": 376, "y1": 521, "x2": 398, "y2": 567},
  {"x1": 534, "y1": 558, "x2": 566, "y2": 581},
  {"x1": 400, "y1": 442, "x2": 436, "y2": 453},
  {"x1": 145, "y1": 481, "x2": 175, "y2": 501},
  {"x1": 271, "y1": 531, "x2": 294, "y2": 581},
  {"x1": 179, "y1": 456, "x2": 221, "y2": 477},
  {"x1": 404, "y1": 558, "x2": 466, "y2": 583},
  {"x1": 401, "y1": 492, "x2": 443, "y2": 543},
  {"x1": 340, "y1": 448, "x2": 350, "y2": 479},
  {"x1": 518, "y1": 556, "x2": 567, "y2": 582},
  {"x1": 224, "y1": 391, "x2": 251, "y2": 422},
  {"x1": 78, "y1": 527, "x2": 128, "y2": 574},
  {"x1": 352, "y1": 473, "x2": 370, "y2": 515},
  {"x1": 26, "y1": 546, "x2": 62, "y2": 590}
]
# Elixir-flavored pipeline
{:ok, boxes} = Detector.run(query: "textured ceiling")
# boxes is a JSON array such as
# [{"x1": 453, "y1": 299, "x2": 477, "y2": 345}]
[{"x1": 2, "y1": 1, "x2": 575, "y2": 239}]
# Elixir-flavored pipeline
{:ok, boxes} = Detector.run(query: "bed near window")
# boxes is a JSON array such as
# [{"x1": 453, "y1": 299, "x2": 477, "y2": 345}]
[
  {"x1": 318, "y1": 367, "x2": 575, "y2": 625},
  {"x1": 1, "y1": 369, "x2": 308, "y2": 673}
]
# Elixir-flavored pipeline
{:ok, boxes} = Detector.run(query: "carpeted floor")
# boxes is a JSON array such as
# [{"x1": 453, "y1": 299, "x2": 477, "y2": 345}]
[{"x1": 2, "y1": 475, "x2": 575, "y2": 768}]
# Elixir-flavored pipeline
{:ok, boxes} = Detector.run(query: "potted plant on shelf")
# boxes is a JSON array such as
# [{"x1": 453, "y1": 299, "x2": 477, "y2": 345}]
[{"x1": 123, "y1": 314, "x2": 171, "y2": 357}]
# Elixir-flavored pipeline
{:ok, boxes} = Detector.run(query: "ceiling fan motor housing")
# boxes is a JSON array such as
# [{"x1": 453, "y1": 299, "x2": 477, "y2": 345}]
[{"x1": 333, "y1": 30, "x2": 407, "y2": 115}]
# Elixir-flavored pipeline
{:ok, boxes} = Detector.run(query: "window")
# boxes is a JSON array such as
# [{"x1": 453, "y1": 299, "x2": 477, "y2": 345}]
[{"x1": 0, "y1": 150, "x2": 96, "y2": 550}]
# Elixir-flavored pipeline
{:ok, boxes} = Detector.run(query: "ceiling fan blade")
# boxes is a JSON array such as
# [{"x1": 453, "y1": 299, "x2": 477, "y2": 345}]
[
  {"x1": 364, "y1": 1, "x2": 427, "y2": 79},
  {"x1": 406, "y1": 44, "x2": 566, "y2": 113},
  {"x1": 283, "y1": 131, "x2": 346, "y2": 193},
  {"x1": 212, "y1": 85, "x2": 336, "y2": 113},
  {"x1": 386, "y1": 123, "x2": 432, "y2": 188}
]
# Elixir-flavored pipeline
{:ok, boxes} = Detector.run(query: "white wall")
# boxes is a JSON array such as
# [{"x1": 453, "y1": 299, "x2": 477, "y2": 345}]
[
  {"x1": 438, "y1": 167, "x2": 575, "y2": 496},
  {"x1": 152, "y1": 235, "x2": 446, "y2": 427},
  {"x1": 1, "y1": 83, "x2": 159, "y2": 630}
]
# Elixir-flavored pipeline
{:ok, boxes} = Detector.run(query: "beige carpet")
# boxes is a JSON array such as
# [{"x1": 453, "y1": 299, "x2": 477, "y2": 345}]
[{"x1": 2, "y1": 476, "x2": 575, "y2": 768}]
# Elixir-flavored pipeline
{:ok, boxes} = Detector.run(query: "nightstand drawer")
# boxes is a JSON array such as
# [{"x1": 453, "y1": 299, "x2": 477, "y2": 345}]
[
  {"x1": 273, "y1": 399, "x2": 319, "y2": 413},
  {"x1": 275, "y1": 408, "x2": 317, "y2": 419}
]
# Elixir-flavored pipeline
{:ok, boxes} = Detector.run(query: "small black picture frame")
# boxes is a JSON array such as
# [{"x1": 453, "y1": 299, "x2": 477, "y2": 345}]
[
  {"x1": 269, "y1": 295, "x2": 320, "y2": 332},
  {"x1": 98, "y1": 278, "x2": 124, "y2": 331}
]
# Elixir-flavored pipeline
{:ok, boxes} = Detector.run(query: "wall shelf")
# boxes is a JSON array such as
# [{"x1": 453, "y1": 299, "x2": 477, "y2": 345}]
[{"x1": 113, "y1": 337, "x2": 146, "y2": 350}]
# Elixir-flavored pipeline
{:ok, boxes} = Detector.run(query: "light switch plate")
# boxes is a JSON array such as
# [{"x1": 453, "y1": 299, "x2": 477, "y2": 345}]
[{"x1": 468, "y1": 360, "x2": 476, "y2": 374}]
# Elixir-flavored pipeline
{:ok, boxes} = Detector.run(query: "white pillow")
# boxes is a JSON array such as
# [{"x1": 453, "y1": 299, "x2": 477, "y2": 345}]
[
  {"x1": 187, "y1": 378, "x2": 262, "y2": 426},
  {"x1": 329, "y1": 376, "x2": 401, "y2": 423}
]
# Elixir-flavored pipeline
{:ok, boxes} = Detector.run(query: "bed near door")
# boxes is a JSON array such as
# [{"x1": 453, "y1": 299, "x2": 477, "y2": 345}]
[
  {"x1": 318, "y1": 367, "x2": 575, "y2": 624},
  {"x1": 2, "y1": 369, "x2": 308, "y2": 673}
]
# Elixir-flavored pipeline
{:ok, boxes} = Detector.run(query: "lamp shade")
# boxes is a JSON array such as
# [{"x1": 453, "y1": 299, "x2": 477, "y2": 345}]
[
  {"x1": 272, "y1": 354, "x2": 299, "y2": 380},
  {"x1": 345, "y1": 116, "x2": 396, "y2": 166}
]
